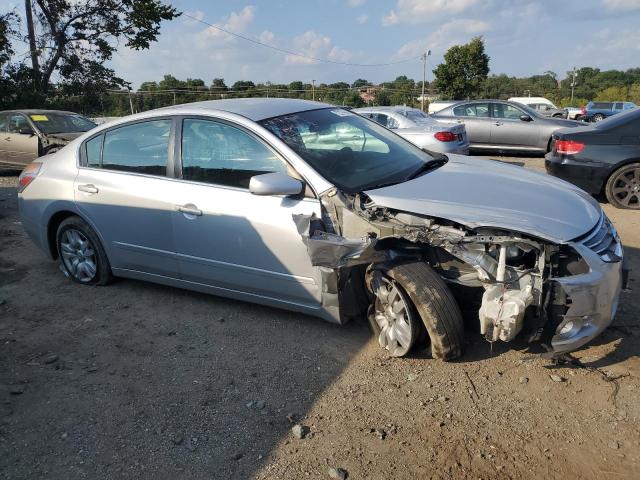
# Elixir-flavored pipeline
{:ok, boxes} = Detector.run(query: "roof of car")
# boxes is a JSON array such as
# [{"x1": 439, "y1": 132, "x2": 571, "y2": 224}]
[
  {"x1": 354, "y1": 106, "x2": 422, "y2": 113},
  {"x1": 156, "y1": 98, "x2": 335, "y2": 121},
  {"x1": 0, "y1": 109, "x2": 79, "y2": 115}
]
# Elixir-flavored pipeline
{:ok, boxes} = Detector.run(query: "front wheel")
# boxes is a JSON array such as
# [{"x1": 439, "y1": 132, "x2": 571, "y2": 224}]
[
  {"x1": 56, "y1": 216, "x2": 113, "y2": 285},
  {"x1": 369, "y1": 262, "x2": 465, "y2": 360},
  {"x1": 592, "y1": 113, "x2": 605, "y2": 122},
  {"x1": 605, "y1": 163, "x2": 640, "y2": 209}
]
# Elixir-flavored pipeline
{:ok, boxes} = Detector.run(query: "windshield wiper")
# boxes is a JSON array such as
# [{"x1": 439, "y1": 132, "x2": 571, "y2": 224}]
[{"x1": 404, "y1": 153, "x2": 448, "y2": 181}]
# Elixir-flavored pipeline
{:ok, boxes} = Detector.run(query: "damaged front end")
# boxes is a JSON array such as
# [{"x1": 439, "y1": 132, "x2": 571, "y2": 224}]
[{"x1": 295, "y1": 188, "x2": 624, "y2": 357}]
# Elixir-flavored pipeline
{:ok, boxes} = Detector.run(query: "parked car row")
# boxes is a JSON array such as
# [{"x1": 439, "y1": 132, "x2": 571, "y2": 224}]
[{"x1": 17, "y1": 98, "x2": 626, "y2": 362}]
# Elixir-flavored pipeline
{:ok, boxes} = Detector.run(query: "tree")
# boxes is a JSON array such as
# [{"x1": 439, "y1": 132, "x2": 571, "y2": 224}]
[
  {"x1": 210, "y1": 78, "x2": 228, "y2": 92},
  {"x1": 0, "y1": 11, "x2": 18, "y2": 66},
  {"x1": 22, "y1": 0, "x2": 179, "y2": 95},
  {"x1": 351, "y1": 78, "x2": 369, "y2": 88},
  {"x1": 433, "y1": 37, "x2": 490, "y2": 100}
]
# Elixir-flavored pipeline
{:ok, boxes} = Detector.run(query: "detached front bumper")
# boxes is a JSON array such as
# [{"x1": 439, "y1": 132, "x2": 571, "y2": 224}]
[{"x1": 550, "y1": 241, "x2": 624, "y2": 354}]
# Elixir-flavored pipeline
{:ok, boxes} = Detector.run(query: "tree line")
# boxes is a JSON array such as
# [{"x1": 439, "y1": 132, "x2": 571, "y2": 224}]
[{"x1": 2, "y1": 5, "x2": 640, "y2": 116}]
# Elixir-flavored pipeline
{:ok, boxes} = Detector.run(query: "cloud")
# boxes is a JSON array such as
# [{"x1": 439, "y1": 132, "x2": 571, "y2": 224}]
[
  {"x1": 200, "y1": 5, "x2": 255, "y2": 41},
  {"x1": 602, "y1": 0, "x2": 640, "y2": 10},
  {"x1": 383, "y1": 0, "x2": 479, "y2": 25},
  {"x1": 356, "y1": 14, "x2": 369, "y2": 24},
  {"x1": 395, "y1": 19, "x2": 490, "y2": 57},
  {"x1": 285, "y1": 30, "x2": 353, "y2": 65},
  {"x1": 259, "y1": 30, "x2": 275, "y2": 44}
]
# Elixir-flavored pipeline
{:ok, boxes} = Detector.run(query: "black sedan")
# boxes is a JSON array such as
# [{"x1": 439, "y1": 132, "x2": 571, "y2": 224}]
[{"x1": 545, "y1": 108, "x2": 640, "y2": 209}]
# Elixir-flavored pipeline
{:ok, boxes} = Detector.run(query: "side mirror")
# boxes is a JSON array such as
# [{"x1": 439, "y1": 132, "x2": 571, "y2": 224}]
[
  {"x1": 19, "y1": 127, "x2": 34, "y2": 135},
  {"x1": 249, "y1": 172, "x2": 304, "y2": 196},
  {"x1": 519, "y1": 115, "x2": 532, "y2": 122}
]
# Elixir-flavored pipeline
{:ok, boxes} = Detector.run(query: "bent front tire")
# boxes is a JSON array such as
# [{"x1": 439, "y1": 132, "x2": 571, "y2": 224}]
[
  {"x1": 380, "y1": 262, "x2": 465, "y2": 360},
  {"x1": 56, "y1": 216, "x2": 113, "y2": 285}
]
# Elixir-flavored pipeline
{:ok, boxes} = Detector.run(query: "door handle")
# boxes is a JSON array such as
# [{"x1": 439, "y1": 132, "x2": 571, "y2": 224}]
[
  {"x1": 494, "y1": 121, "x2": 503, "y2": 126},
  {"x1": 4, "y1": 137, "x2": 10, "y2": 141},
  {"x1": 77, "y1": 184, "x2": 99, "y2": 194},
  {"x1": 177, "y1": 204, "x2": 203, "y2": 216}
]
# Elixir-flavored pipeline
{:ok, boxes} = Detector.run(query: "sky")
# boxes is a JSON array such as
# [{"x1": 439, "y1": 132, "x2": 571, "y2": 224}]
[{"x1": 3, "y1": 0, "x2": 640, "y2": 88}]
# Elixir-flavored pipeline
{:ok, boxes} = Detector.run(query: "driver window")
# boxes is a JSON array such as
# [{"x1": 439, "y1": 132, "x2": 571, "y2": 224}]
[
  {"x1": 7, "y1": 114, "x2": 31, "y2": 134},
  {"x1": 181, "y1": 118, "x2": 288, "y2": 189},
  {"x1": 492, "y1": 103, "x2": 524, "y2": 120}
]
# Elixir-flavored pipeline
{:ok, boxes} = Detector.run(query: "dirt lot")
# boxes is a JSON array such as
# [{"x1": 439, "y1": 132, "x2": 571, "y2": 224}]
[{"x1": 1, "y1": 156, "x2": 639, "y2": 480}]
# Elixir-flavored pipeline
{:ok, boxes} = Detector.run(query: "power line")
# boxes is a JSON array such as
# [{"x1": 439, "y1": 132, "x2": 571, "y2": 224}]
[{"x1": 182, "y1": 12, "x2": 419, "y2": 67}]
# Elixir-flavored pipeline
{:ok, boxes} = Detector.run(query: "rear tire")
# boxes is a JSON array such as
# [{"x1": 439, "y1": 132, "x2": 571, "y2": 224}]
[
  {"x1": 605, "y1": 162, "x2": 640, "y2": 209},
  {"x1": 56, "y1": 216, "x2": 113, "y2": 285},
  {"x1": 371, "y1": 262, "x2": 465, "y2": 360}
]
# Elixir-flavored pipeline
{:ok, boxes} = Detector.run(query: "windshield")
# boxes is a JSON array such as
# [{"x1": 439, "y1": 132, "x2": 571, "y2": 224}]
[
  {"x1": 29, "y1": 113, "x2": 96, "y2": 134},
  {"x1": 260, "y1": 108, "x2": 435, "y2": 193}
]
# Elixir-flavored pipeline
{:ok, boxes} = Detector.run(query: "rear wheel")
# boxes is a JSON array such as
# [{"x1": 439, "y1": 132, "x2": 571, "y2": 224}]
[
  {"x1": 370, "y1": 262, "x2": 465, "y2": 360},
  {"x1": 56, "y1": 216, "x2": 112, "y2": 285},
  {"x1": 605, "y1": 163, "x2": 640, "y2": 209}
]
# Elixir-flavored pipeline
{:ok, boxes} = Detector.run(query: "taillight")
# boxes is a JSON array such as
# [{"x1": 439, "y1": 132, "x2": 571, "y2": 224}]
[
  {"x1": 556, "y1": 140, "x2": 585, "y2": 155},
  {"x1": 18, "y1": 162, "x2": 42, "y2": 192},
  {"x1": 434, "y1": 131, "x2": 457, "y2": 142}
]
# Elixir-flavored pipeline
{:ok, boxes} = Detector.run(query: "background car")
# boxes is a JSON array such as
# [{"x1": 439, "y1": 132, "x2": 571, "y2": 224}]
[
  {"x1": 354, "y1": 106, "x2": 469, "y2": 155},
  {"x1": 545, "y1": 107, "x2": 640, "y2": 209},
  {"x1": 509, "y1": 96, "x2": 568, "y2": 118},
  {"x1": 427, "y1": 100, "x2": 457, "y2": 114},
  {"x1": 432, "y1": 100, "x2": 582, "y2": 153},
  {"x1": 0, "y1": 109, "x2": 96, "y2": 167},
  {"x1": 565, "y1": 106, "x2": 584, "y2": 120},
  {"x1": 584, "y1": 101, "x2": 637, "y2": 122}
]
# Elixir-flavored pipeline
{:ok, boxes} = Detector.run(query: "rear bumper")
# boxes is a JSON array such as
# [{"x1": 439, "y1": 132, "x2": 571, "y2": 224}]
[{"x1": 544, "y1": 152, "x2": 608, "y2": 194}]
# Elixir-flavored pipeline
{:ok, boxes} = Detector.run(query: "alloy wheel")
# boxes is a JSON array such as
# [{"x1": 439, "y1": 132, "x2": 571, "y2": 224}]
[
  {"x1": 611, "y1": 166, "x2": 640, "y2": 209},
  {"x1": 60, "y1": 228, "x2": 98, "y2": 282},
  {"x1": 373, "y1": 276, "x2": 416, "y2": 357}
]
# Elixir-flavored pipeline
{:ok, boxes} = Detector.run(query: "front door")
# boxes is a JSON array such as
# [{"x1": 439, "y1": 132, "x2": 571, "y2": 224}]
[
  {"x1": 490, "y1": 102, "x2": 541, "y2": 149},
  {"x1": 74, "y1": 118, "x2": 180, "y2": 277},
  {"x1": 0, "y1": 113, "x2": 39, "y2": 165},
  {"x1": 171, "y1": 117, "x2": 322, "y2": 308}
]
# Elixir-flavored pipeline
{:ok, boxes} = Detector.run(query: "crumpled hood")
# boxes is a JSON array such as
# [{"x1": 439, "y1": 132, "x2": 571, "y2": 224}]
[
  {"x1": 46, "y1": 132, "x2": 83, "y2": 142},
  {"x1": 364, "y1": 155, "x2": 602, "y2": 243}
]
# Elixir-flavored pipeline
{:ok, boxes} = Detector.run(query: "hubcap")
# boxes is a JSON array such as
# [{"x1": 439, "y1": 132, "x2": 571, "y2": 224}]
[
  {"x1": 60, "y1": 229, "x2": 97, "y2": 282},
  {"x1": 373, "y1": 276, "x2": 414, "y2": 357},
  {"x1": 611, "y1": 167, "x2": 640, "y2": 208}
]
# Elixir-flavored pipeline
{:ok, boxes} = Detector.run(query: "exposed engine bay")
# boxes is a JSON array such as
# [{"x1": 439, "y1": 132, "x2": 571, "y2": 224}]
[{"x1": 294, "y1": 187, "x2": 598, "y2": 357}]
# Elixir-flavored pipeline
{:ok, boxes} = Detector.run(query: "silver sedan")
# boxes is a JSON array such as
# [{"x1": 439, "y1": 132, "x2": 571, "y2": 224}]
[
  {"x1": 354, "y1": 106, "x2": 469, "y2": 155},
  {"x1": 18, "y1": 99, "x2": 624, "y2": 360},
  {"x1": 433, "y1": 100, "x2": 582, "y2": 153}
]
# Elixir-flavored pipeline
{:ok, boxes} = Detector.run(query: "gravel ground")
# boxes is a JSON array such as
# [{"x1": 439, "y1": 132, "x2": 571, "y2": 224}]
[{"x1": 0, "y1": 156, "x2": 639, "y2": 480}]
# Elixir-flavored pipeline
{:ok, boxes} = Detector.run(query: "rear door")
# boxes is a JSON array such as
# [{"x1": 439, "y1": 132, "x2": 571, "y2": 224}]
[
  {"x1": 450, "y1": 102, "x2": 491, "y2": 145},
  {"x1": 74, "y1": 118, "x2": 180, "y2": 277},
  {"x1": 1, "y1": 113, "x2": 39, "y2": 165},
  {"x1": 170, "y1": 117, "x2": 322, "y2": 307},
  {"x1": 489, "y1": 102, "x2": 541, "y2": 149}
]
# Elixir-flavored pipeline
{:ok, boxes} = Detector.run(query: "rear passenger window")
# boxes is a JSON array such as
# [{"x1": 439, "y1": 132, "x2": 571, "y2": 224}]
[
  {"x1": 98, "y1": 120, "x2": 171, "y2": 175},
  {"x1": 85, "y1": 135, "x2": 103, "y2": 168},
  {"x1": 453, "y1": 103, "x2": 489, "y2": 117},
  {"x1": 181, "y1": 119, "x2": 287, "y2": 189}
]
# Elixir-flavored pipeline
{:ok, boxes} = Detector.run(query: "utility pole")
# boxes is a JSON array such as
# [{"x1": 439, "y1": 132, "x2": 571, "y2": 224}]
[
  {"x1": 420, "y1": 49, "x2": 431, "y2": 112},
  {"x1": 266, "y1": 81, "x2": 271, "y2": 98},
  {"x1": 24, "y1": 0, "x2": 40, "y2": 90},
  {"x1": 570, "y1": 67, "x2": 577, "y2": 103},
  {"x1": 127, "y1": 87, "x2": 134, "y2": 114},
  {"x1": 312, "y1": 79, "x2": 316, "y2": 101}
]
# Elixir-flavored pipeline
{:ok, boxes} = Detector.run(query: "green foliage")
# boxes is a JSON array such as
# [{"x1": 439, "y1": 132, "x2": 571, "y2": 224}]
[{"x1": 433, "y1": 37, "x2": 490, "y2": 100}]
